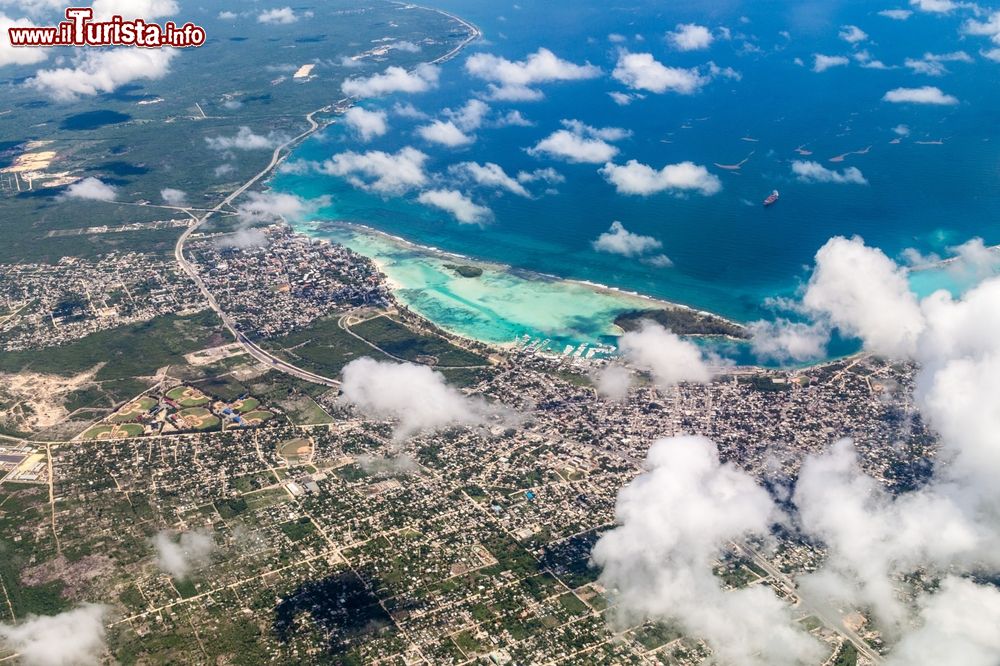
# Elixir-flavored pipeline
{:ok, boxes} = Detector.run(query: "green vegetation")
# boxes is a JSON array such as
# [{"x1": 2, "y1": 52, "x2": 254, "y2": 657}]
[
  {"x1": 444, "y1": 264, "x2": 484, "y2": 278},
  {"x1": 0, "y1": 311, "x2": 230, "y2": 381},
  {"x1": 279, "y1": 517, "x2": 316, "y2": 542},
  {"x1": 350, "y1": 316, "x2": 487, "y2": 367},
  {"x1": 614, "y1": 308, "x2": 748, "y2": 338},
  {"x1": 833, "y1": 642, "x2": 859, "y2": 666}
]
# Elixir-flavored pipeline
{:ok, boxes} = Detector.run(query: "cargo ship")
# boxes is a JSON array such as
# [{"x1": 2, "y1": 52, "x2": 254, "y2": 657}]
[{"x1": 763, "y1": 190, "x2": 779, "y2": 207}]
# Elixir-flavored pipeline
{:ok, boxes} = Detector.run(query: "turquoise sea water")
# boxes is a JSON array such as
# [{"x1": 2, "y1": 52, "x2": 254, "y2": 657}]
[{"x1": 273, "y1": 0, "x2": 1000, "y2": 358}]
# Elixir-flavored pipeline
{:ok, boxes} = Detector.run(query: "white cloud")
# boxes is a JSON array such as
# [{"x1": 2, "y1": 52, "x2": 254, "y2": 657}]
[
  {"x1": 879, "y1": 9, "x2": 913, "y2": 19},
  {"x1": 92, "y1": 0, "x2": 176, "y2": 20},
  {"x1": 910, "y1": 0, "x2": 958, "y2": 13},
  {"x1": 205, "y1": 126, "x2": 285, "y2": 151},
  {"x1": 516, "y1": 167, "x2": 564, "y2": 185},
  {"x1": 905, "y1": 51, "x2": 973, "y2": 76},
  {"x1": 234, "y1": 191, "x2": 323, "y2": 224},
  {"x1": 839, "y1": 25, "x2": 868, "y2": 44},
  {"x1": 612, "y1": 51, "x2": 708, "y2": 94},
  {"x1": 343, "y1": 107, "x2": 389, "y2": 142},
  {"x1": 592, "y1": 221, "x2": 663, "y2": 258},
  {"x1": 416, "y1": 120, "x2": 473, "y2": 147},
  {"x1": 886, "y1": 578, "x2": 1000, "y2": 666},
  {"x1": 748, "y1": 319, "x2": 830, "y2": 363},
  {"x1": 793, "y1": 440, "x2": 982, "y2": 630},
  {"x1": 450, "y1": 162, "x2": 530, "y2": 197},
  {"x1": 392, "y1": 102, "x2": 428, "y2": 119},
  {"x1": 592, "y1": 436, "x2": 822, "y2": 666},
  {"x1": 160, "y1": 188, "x2": 187, "y2": 206},
  {"x1": 152, "y1": 529, "x2": 216, "y2": 579},
  {"x1": 495, "y1": 109, "x2": 533, "y2": 127},
  {"x1": 791, "y1": 160, "x2": 868, "y2": 185},
  {"x1": 342, "y1": 63, "x2": 439, "y2": 98},
  {"x1": 962, "y1": 11, "x2": 1000, "y2": 44},
  {"x1": 893, "y1": 123, "x2": 911, "y2": 136},
  {"x1": 0, "y1": 604, "x2": 109, "y2": 666},
  {"x1": 0, "y1": 14, "x2": 48, "y2": 67},
  {"x1": 608, "y1": 91, "x2": 637, "y2": 106},
  {"x1": 802, "y1": 236, "x2": 925, "y2": 357},
  {"x1": 446, "y1": 99, "x2": 490, "y2": 132},
  {"x1": 528, "y1": 120, "x2": 628, "y2": 164},
  {"x1": 465, "y1": 47, "x2": 600, "y2": 101},
  {"x1": 618, "y1": 321, "x2": 713, "y2": 387},
  {"x1": 340, "y1": 357, "x2": 493, "y2": 438},
  {"x1": 593, "y1": 365, "x2": 632, "y2": 400},
  {"x1": 600, "y1": 160, "x2": 722, "y2": 196},
  {"x1": 883, "y1": 85, "x2": 958, "y2": 104},
  {"x1": 321, "y1": 146, "x2": 429, "y2": 194},
  {"x1": 63, "y1": 177, "x2": 117, "y2": 202},
  {"x1": 812, "y1": 54, "x2": 849, "y2": 72},
  {"x1": 257, "y1": 7, "x2": 297, "y2": 24},
  {"x1": 29, "y1": 48, "x2": 177, "y2": 101},
  {"x1": 417, "y1": 189, "x2": 491, "y2": 225},
  {"x1": 218, "y1": 10, "x2": 237, "y2": 20},
  {"x1": 667, "y1": 23, "x2": 714, "y2": 51}
]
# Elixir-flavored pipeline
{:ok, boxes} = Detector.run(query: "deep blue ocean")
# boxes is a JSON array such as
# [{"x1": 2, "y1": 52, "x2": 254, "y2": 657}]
[{"x1": 275, "y1": 0, "x2": 1000, "y2": 341}]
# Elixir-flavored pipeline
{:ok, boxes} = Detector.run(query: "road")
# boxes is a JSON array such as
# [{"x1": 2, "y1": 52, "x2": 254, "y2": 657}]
[
  {"x1": 736, "y1": 543, "x2": 884, "y2": 664},
  {"x1": 173, "y1": 106, "x2": 342, "y2": 388}
]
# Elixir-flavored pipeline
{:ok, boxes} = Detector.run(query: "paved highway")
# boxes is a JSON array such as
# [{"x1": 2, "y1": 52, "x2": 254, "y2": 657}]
[{"x1": 174, "y1": 106, "x2": 342, "y2": 388}]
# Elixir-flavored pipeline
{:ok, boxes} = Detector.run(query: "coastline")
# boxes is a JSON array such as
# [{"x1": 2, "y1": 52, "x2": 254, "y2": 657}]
[{"x1": 299, "y1": 219, "x2": 750, "y2": 351}]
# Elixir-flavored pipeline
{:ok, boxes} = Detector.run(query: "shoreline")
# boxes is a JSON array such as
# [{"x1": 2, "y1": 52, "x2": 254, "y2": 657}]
[{"x1": 309, "y1": 219, "x2": 749, "y2": 333}]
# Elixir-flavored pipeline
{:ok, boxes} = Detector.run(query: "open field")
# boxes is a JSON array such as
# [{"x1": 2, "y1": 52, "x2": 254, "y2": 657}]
[
  {"x1": 177, "y1": 407, "x2": 220, "y2": 431},
  {"x1": 107, "y1": 396, "x2": 158, "y2": 423},
  {"x1": 166, "y1": 386, "x2": 210, "y2": 407}
]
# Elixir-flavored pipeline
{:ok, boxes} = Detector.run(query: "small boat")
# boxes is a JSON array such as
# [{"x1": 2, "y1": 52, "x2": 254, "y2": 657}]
[{"x1": 763, "y1": 190, "x2": 779, "y2": 207}]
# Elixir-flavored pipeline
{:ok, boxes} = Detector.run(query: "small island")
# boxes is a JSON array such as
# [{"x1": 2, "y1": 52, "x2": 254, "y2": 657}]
[
  {"x1": 614, "y1": 307, "x2": 749, "y2": 339},
  {"x1": 444, "y1": 263, "x2": 484, "y2": 278}
]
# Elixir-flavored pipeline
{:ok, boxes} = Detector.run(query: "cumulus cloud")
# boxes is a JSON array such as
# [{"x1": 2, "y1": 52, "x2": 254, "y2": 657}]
[
  {"x1": 0, "y1": 604, "x2": 109, "y2": 666},
  {"x1": 257, "y1": 7, "x2": 297, "y2": 24},
  {"x1": 342, "y1": 63, "x2": 439, "y2": 98},
  {"x1": 465, "y1": 47, "x2": 600, "y2": 101},
  {"x1": 910, "y1": 0, "x2": 958, "y2": 13},
  {"x1": 450, "y1": 162, "x2": 530, "y2": 197},
  {"x1": 63, "y1": 177, "x2": 117, "y2": 201},
  {"x1": 600, "y1": 160, "x2": 721, "y2": 196},
  {"x1": 667, "y1": 23, "x2": 714, "y2": 51},
  {"x1": 205, "y1": 126, "x2": 285, "y2": 151},
  {"x1": 233, "y1": 191, "x2": 324, "y2": 225},
  {"x1": 885, "y1": 578, "x2": 1000, "y2": 666},
  {"x1": 748, "y1": 319, "x2": 830, "y2": 363},
  {"x1": 791, "y1": 161, "x2": 868, "y2": 185},
  {"x1": 593, "y1": 365, "x2": 632, "y2": 401},
  {"x1": 160, "y1": 188, "x2": 187, "y2": 206},
  {"x1": 446, "y1": 99, "x2": 491, "y2": 132},
  {"x1": 592, "y1": 221, "x2": 668, "y2": 266},
  {"x1": 340, "y1": 357, "x2": 494, "y2": 439},
  {"x1": 812, "y1": 54, "x2": 849, "y2": 72},
  {"x1": 612, "y1": 51, "x2": 708, "y2": 94},
  {"x1": 592, "y1": 436, "x2": 821, "y2": 666},
  {"x1": 416, "y1": 120, "x2": 473, "y2": 147},
  {"x1": 883, "y1": 85, "x2": 959, "y2": 104},
  {"x1": 417, "y1": 189, "x2": 491, "y2": 225},
  {"x1": 91, "y1": 0, "x2": 176, "y2": 20},
  {"x1": 28, "y1": 48, "x2": 177, "y2": 101},
  {"x1": 528, "y1": 119, "x2": 629, "y2": 164},
  {"x1": 905, "y1": 51, "x2": 973, "y2": 76},
  {"x1": 618, "y1": 321, "x2": 713, "y2": 388},
  {"x1": 516, "y1": 167, "x2": 564, "y2": 185},
  {"x1": 0, "y1": 14, "x2": 48, "y2": 67},
  {"x1": 802, "y1": 236, "x2": 925, "y2": 357},
  {"x1": 321, "y1": 146, "x2": 429, "y2": 194},
  {"x1": 879, "y1": 8, "x2": 913, "y2": 19},
  {"x1": 838, "y1": 24, "x2": 868, "y2": 44},
  {"x1": 152, "y1": 529, "x2": 216, "y2": 579},
  {"x1": 343, "y1": 106, "x2": 389, "y2": 142}
]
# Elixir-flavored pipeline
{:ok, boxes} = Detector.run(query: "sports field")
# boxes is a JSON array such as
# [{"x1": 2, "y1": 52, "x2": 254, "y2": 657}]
[
  {"x1": 177, "y1": 407, "x2": 221, "y2": 431},
  {"x1": 166, "y1": 386, "x2": 211, "y2": 407},
  {"x1": 108, "y1": 396, "x2": 158, "y2": 423}
]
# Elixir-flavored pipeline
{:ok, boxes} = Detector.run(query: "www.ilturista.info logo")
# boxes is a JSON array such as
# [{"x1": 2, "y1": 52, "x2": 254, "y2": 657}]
[{"x1": 8, "y1": 7, "x2": 206, "y2": 48}]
